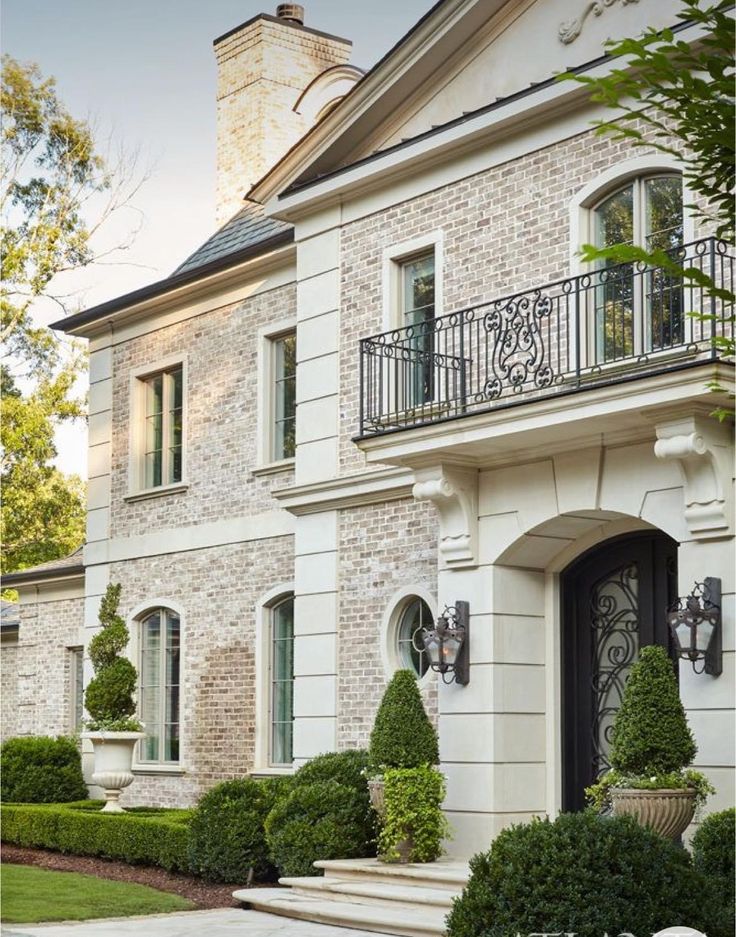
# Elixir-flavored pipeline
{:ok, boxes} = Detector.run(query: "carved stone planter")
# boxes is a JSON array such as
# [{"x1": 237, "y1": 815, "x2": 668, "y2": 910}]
[
  {"x1": 368, "y1": 778, "x2": 385, "y2": 818},
  {"x1": 611, "y1": 787, "x2": 697, "y2": 840},
  {"x1": 82, "y1": 731, "x2": 146, "y2": 813}
]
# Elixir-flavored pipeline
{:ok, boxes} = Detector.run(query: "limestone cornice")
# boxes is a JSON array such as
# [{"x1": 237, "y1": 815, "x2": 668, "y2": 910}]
[
  {"x1": 654, "y1": 414, "x2": 734, "y2": 540},
  {"x1": 272, "y1": 467, "x2": 415, "y2": 515}
]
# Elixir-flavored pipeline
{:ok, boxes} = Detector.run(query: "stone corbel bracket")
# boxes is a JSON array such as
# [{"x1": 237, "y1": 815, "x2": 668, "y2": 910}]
[
  {"x1": 413, "y1": 465, "x2": 478, "y2": 568},
  {"x1": 655, "y1": 416, "x2": 734, "y2": 539}
]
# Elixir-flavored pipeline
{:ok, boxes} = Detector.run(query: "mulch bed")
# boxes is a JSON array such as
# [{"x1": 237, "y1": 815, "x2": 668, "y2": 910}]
[{"x1": 1, "y1": 845, "x2": 262, "y2": 909}]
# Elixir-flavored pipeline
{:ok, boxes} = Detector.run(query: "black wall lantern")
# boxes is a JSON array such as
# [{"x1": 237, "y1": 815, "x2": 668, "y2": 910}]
[
  {"x1": 667, "y1": 577, "x2": 722, "y2": 676},
  {"x1": 421, "y1": 601, "x2": 470, "y2": 685}
]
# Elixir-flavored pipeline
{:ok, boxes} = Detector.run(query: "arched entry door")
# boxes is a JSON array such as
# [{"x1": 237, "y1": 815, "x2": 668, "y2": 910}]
[{"x1": 561, "y1": 531, "x2": 678, "y2": 812}]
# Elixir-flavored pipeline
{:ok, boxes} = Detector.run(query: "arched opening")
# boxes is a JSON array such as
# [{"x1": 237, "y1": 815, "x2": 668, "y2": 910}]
[{"x1": 560, "y1": 530, "x2": 678, "y2": 811}]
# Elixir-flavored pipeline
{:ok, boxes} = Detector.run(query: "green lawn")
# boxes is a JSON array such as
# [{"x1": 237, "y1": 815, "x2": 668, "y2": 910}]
[{"x1": 0, "y1": 864, "x2": 195, "y2": 923}]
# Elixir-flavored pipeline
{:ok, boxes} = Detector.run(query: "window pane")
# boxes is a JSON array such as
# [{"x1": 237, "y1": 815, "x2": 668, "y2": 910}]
[
  {"x1": 145, "y1": 450, "x2": 162, "y2": 489},
  {"x1": 594, "y1": 185, "x2": 634, "y2": 362},
  {"x1": 146, "y1": 374, "x2": 164, "y2": 416},
  {"x1": 594, "y1": 185, "x2": 634, "y2": 248},
  {"x1": 398, "y1": 598, "x2": 430, "y2": 678},
  {"x1": 139, "y1": 609, "x2": 179, "y2": 765},
  {"x1": 271, "y1": 597, "x2": 294, "y2": 765},
  {"x1": 273, "y1": 334, "x2": 296, "y2": 461},
  {"x1": 71, "y1": 648, "x2": 84, "y2": 732},
  {"x1": 402, "y1": 254, "x2": 435, "y2": 320},
  {"x1": 645, "y1": 176, "x2": 683, "y2": 251}
]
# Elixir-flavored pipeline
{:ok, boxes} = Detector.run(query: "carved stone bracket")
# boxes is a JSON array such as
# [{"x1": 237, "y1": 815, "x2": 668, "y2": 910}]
[
  {"x1": 413, "y1": 465, "x2": 478, "y2": 568},
  {"x1": 654, "y1": 416, "x2": 734, "y2": 539},
  {"x1": 558, "y1": 0, "x2": 638, "y2": 45}
]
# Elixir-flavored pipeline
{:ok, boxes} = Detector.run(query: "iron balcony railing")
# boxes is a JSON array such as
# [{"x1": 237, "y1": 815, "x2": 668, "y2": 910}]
[{"x1": 358, "y1": 238, "x2": 734, "y2": 437}]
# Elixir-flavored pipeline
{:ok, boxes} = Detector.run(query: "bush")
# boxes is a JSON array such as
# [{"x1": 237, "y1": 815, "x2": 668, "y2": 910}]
[
  {"x1": 293, "y1": 749, "x2": 369, "y2": 791},
  {"x1": 85, "y1": 583, "x2": 141, "y2": 730},
  {"x1": 610, "y1": 645, "x2": 696, "y2": 775},
  {"x1": 379, "y1": 765, "x2": 448, "y2": 863},
  {"x1": 446, "y1": 812, "x2": 716, "y2": 937},
  {"x1": 265, "y1": 780, "x2": 375, "y2": 877},
  {"x1": 368, "y1": 670, "x2": 438, "y2": 771},
  {"x1": 1, "y1": 736, "x2": 88, "y2": 804},
  {"x1": 188, "y1": 777, "x2": 287, "y2": 883},
  {"x1": 0, "y1": 803, "x2": 190, "y2": 872},
  {"x1": 692, "y1": 808, "x2": 736, "y2": 936}
]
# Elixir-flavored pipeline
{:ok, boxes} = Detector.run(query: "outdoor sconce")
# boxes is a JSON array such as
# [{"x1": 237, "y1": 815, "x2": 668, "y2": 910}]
[
  {"x1": 667, "y1": 577, "x2": 722, "y2": 677},
  {"x1": 421, "y1": 601, "x2": 470, "y2": 685}
]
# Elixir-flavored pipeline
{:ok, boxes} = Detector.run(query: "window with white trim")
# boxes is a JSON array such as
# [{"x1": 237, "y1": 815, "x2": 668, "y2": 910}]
[
  {"x1": 272, "y1": 332, "x2": 296, "y2": 462},
  {"x1": 137, "y1": 365, "x2": 183, "y2": 489},
  {"x1": 270, "y1": 595, "x2": 294, "y2": 765},
  {"x1": 69, "y1": 646, "x2": 84, "y2": 733},
  {"x1": 139, "y1": 608, "x2": 180, "y2": 763},
  {"x1": 395, "y1": 596, "x2": 432, "y2": 678}
]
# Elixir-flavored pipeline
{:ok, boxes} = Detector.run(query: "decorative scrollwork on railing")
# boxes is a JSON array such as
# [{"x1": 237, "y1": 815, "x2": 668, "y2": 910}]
[{"x1": 481, "y1": 290, "x2": 555, "y2": 399}]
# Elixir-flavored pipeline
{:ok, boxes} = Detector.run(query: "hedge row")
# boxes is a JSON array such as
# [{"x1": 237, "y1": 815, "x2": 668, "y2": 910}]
[{"x1": 1, "y1": 803, "x2": 190, "y2": 872}]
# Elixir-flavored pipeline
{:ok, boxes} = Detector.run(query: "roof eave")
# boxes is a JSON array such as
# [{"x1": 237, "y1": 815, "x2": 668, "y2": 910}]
[{"x1": 1, "y1": 566, "x2": 85, "y2": 588}]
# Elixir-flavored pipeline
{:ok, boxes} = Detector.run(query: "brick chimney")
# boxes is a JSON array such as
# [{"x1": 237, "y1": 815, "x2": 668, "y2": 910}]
[{"x1": 214, "y1": 5, "x2": 352, "y2": 224}]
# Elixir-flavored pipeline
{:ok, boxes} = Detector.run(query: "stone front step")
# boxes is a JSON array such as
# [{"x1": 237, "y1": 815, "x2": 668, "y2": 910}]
[
  {"x1": 233, "y1": 888, "x2": 448, "y2": 937},
  {"x1": 282, "y1": 875, "x2": 456, "y2": 910},
  {"x1": 234, "y1": 857, "x2": 470, "y2": 937}
]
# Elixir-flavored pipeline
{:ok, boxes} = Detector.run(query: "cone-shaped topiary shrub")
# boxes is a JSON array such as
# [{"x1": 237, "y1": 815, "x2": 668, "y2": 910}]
[
  {"x1": 368, "y1": 669, "x2": 438, "y2": 772},
  {"x1": 609, "y1": 644, "x2": 696, "y2": 775},
  {"x1": 84, "y1": 583, "x2": 141, "y2": 730}
]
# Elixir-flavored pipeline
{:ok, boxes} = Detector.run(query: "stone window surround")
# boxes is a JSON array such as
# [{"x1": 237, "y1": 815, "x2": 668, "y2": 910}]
[
  {"x1": 126, "y1": 354, "x2": 189, "y2": 501},
  {"x1": 127, "y1": 597, "x2": 186, "y2": 775},
  {"x1": 381, "y1": 230, "x2": 444, "y2": 333},
  {"x1": 380, "y1": 584, "x2": 437, "y2": 688},
  {"x1": 254, "y1": 582, "x2": 296, "y2": 775},
  {"x1": 254, "y1": 318, "x2": 297, "y2": 475}
]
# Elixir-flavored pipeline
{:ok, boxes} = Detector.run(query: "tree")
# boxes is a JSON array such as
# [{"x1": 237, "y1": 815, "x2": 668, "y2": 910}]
[
  {"x1": 562, "y1": 0, "x2": 734, "y2": 415},
  {"x1": 1, "y1": 55, "x2": 144, "y2": 576}
]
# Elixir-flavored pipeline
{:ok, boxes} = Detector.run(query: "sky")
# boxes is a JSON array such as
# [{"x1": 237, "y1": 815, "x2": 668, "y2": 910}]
[{"x1": 2, "y1": 0, "x2": 430, "y2": 476}]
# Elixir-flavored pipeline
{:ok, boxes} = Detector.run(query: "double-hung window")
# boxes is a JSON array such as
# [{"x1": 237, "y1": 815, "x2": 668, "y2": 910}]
[
  {"x1": 270, "y1": 595, "x2": 294, "y2": 765},
  {"x1": 272, "y1": 333, "x2": 296, "y2": 462},
  {"x1": 141, "y1": 366, "x2": 183, "y2": 489},
  {"x1": 139, "y1": 608, "x2": 180, "y2": 764}
]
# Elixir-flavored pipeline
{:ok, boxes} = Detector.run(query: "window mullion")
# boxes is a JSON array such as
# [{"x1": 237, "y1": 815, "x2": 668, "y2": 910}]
[
  {"x1": 162, "y1": 373, "x2": 171, "y2": 486},
  {"x1": 159, "y1": 610, "x2": 167, "y2": 763}
]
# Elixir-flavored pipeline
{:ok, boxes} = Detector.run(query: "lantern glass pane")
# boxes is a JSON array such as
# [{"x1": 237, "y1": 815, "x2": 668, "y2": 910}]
[
  {"x1": 695, "y1": 618, "x2": 714, "y2": 652},
  {"x1": 673, "y1": 620, "x2": 691, "y2": 653}
]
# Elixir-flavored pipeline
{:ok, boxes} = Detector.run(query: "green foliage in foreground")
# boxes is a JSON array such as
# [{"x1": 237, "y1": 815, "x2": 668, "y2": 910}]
[
  {"x1": 379, "y1": 765, "x2": 448, "y2": 863},
  {"x1": 0, "y1": 864, "x2": 194, "y2": 924},
  {"x1": 1, "y1": 802, "x2": 190, "y2": 872},
  {"x1": 1, "y1": 735, "x2": 87, "y2": 804},
  {"x1": 368, "y1": 669, "x2": 439, "y2": 772},
  {"x1": 692, "y1": 808, "x2": 736, "y2": 936},
  {"x1": 445, "y1": 812, "x2": 721, "y2": 937}
]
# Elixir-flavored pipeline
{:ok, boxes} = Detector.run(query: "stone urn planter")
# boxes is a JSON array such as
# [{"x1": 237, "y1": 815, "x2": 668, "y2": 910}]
[
  {"x1": 82, "y1": 731, "x2": 145, "y2": 813},
  {"x1": 611, "y1": 787, "x2": 697, "y2": 840},
  {"x1": 368, "y1": 778, "x2": 385, "y2": 818}
]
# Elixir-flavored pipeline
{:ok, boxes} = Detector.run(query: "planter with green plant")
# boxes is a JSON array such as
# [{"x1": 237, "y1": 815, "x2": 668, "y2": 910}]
[
  {"x1": 80, "y1": 583, "x2": 144, "y2": 813},
  {"x1": 586, "y1": 645, "x2": 713, "y2": 839},
  {"x1": 367, "y1": 669, "x2": 443, "y2": 862}
]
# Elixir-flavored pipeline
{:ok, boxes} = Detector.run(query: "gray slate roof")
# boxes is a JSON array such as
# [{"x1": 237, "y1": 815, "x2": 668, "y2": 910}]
[
  {"x1": 1, "y1": 600, "x2": 20, "y2": 631},
  {"x1": 174, "y1": 200, "x2": 293, "y2": 275},
  {"x1": 1, "y1": 547, "x2": 84, "y2": 586}
]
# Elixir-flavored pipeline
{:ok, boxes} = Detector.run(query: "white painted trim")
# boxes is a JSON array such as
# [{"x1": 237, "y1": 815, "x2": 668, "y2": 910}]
[
  {"x1": 381, "y1": 230, "x2": 445, "y2": 332},
  {"x1": 256, "y1": 318, "x2": 297, "y2": 469},
  {"x1": 254, "y1": 583, "x2": 295, "y2": 771},
  {"x1": 127, "y1": 354, "x2": 188, "y2": 498},
  {"x1": 380, "y1": 584, "x2": 437, "y2": 688},
  {"x1": 127, "y1": 597, "x2": 186, "y2": 770}
]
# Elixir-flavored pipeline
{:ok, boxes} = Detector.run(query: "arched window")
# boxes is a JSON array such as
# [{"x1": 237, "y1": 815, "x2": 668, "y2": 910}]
[
  {"x1": 139, "y1": 608, "x2": 180, "y2": 764},
  {"x1": 590, "y1": 173, "x2": 684, "y2": 361},
  {"x1": 270, "y1": 595, "x2": 294, "y2": 766},
  {"x1": 395, "y1": 596, "x2": 433, "y2": 679}
]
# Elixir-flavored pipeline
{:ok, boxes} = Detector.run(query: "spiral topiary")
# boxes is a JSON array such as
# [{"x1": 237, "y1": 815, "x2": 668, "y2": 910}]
[{"x1": 84, "y1": 583, "x2": 141, "y2": 731}]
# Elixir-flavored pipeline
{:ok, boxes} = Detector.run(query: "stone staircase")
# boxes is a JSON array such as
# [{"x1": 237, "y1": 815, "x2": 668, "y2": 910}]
[{"x1": 234, "y1": 857, "x2": 470, "y2": 936}]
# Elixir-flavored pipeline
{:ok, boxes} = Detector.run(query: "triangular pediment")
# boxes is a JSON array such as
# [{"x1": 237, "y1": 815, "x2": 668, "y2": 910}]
[{"x1": 251, "y1": 0, "x2": 679, "y2": 204}]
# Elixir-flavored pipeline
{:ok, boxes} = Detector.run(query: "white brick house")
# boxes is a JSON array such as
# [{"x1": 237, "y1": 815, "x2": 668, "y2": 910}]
[{"x1": 2, "y1": 0, "x2": 733, "y2": 857}]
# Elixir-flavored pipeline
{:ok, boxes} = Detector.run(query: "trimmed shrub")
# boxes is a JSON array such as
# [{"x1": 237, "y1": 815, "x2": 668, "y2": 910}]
[
  {"x1": 446, "y1": 812, "x2": 715, "y2": 937},
  {"x1": 368, "y1": 670, "x2": 438, "y2": 771},
  {"x1": 188, "y1": 777, "x2": 288, "y2": 883},
  {"x1": 0, "y1": 803, "x2": 190, "y2": 872},
  {"x1": 379, "y1": 765, "x2": 448, "y2": 863},
  {"x1": 265, "y1": 780, "x2": 375, "y2": 877},
  {"x1": 610, "y1": 644, "x2": 696, "y2": 775},
  {"x1": 293, "y1": 749, "x2": 369, "y2": 791},
  {"x1": 1, "y1": 736, "x2": 88, "y2": 804},
  {"x1": 85, "y1": 583, "x2": 140, "y2": 730},
  {"x1": 692, "y1": 808, "x2": 736, "y2": 936}
]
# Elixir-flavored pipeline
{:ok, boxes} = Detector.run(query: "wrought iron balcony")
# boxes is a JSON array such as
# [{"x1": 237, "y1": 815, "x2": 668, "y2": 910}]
[{"x1": 358, "y1": 238, "x2": 734, "y2": 437}]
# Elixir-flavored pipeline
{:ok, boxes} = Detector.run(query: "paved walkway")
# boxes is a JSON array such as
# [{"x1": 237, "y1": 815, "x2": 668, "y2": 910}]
[{"x1": 1, "y1": 908, "x2": 382, "y2": 937}]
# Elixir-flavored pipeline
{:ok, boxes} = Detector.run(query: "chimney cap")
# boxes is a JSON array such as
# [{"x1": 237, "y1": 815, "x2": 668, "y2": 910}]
[{"x1": 276, "y1": 4, "x2": 304, "y2": 25}]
